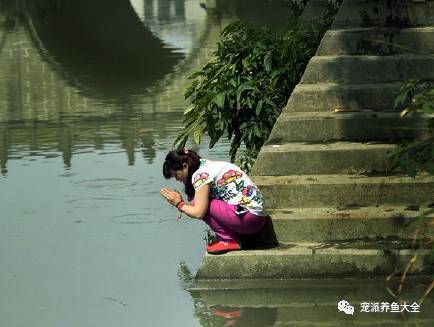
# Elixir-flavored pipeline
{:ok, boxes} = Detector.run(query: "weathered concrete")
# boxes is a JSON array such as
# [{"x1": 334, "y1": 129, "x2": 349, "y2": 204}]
[
  {"x1": 301, "y1": 55, "x2": 434, "y2": 84},
  {"x1": 196, "y1": 242, "x2": 432, "y2": 279},
  {"x1": 254, "y1": 174, "x2": 434, "y2": 209},
  {"x1": 285, "y1": 82, "x2": 402, "y2": 112},
  {"x1": 317, "y1": 27, "x2": 434, "y2": 55},
  {"x1": 196, "y1": 0, "x2": 434, "y2": 280},
  {"x1": 268, "y1": 206, "x2": 434, "y2": 242},
  {"x1": 299, "y1": 0, "x2": 332, "y2": 24},
  {"x1": 190, "y1": 277, "x2": 432, "y2": 302},
  {"x1": 268, "y1": 111, "x2": 432, "y2": 143},
  {"x1": 332, "y1": 0, "x2": 434, "y2": 29},
  {"x1": 252, "y1": 142, "x2": 395, "y2": 175}
]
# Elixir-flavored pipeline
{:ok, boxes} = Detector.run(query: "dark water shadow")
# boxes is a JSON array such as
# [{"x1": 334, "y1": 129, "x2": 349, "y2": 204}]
[{"x1": 12, "y1": 0, "x2": 184, "y2": 101}]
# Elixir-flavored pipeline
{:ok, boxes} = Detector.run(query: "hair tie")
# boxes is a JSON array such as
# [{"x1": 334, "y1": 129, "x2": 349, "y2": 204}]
[{"x1": 183, "y1": 147, "x2": 189, "y2": 154}]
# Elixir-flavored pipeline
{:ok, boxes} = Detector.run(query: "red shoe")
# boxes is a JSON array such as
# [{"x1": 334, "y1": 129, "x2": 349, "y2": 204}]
[
  {"x1": 211, "y1": 308, "x2": 241, "y2": 319},
  {"x1": 207, "y1": 241, "x2": 241, "y2": 254}
]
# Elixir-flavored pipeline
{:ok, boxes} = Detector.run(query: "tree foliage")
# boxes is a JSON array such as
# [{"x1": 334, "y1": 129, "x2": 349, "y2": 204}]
[
  {"x1": 174, "y1": 16, "x2": 333, "y2": 169},
  {"x1": 389, "y1": 80, "x2": 434, "y2": 177}
]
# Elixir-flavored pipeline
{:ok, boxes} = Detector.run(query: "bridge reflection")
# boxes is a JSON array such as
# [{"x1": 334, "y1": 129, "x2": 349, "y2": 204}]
[
  {"x1": 0, "y1": 0, "x2": 292, "y2": 174},
  {"x1": 0, "y1": 0, "x2": 224, "y2": 173},
  {"x1": 24, "y1": 0, "x2": 184, "y2": 99}
]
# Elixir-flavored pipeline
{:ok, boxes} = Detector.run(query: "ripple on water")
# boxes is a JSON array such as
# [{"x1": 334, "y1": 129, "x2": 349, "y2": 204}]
[
  {"x1": 58, "y1": 172, "x2": 77, "y2": 178},
  {"x1": 67, "y1": 197, "x2": 124, "y2": 209},
  {"x1": 110, "y1": 213, "x2": 172, "y2": 225},
  {"x1": 67, "y1": 197, "x2": 124, "y2": 203},
  {"x1": 72, "y1": 178, "x2": 131, "y2": 189}
]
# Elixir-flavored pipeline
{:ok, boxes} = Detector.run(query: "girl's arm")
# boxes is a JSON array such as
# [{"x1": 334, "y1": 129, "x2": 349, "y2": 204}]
[
  {"x1": 160, "y1": 185, "x2": 210, "y2": 220},
  {"x1": 180, "y1": 184, "x2": 210, "y2": 220}
]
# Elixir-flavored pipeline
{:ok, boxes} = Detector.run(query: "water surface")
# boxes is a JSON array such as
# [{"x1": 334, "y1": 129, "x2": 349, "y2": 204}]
[
  {"x1": 0, "y1": 0, "x2": 432, "y2": 326},
  {"x1": 0, "y1": 1, "x2": 230, "y2": 326}
]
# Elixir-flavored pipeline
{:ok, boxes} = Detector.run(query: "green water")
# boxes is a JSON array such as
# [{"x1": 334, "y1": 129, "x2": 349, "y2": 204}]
[
  {"x1": 0, "y1": 0, "x2": 432, "y2": 326},
  {"x1": 0, "y1": 1, "x2": 229, "y2": 326}
]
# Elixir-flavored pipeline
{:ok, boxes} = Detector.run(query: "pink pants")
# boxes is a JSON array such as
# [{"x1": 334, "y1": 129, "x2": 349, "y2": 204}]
[{"x1": 192, "y1": 198, "x2": 267, "y2": 243}]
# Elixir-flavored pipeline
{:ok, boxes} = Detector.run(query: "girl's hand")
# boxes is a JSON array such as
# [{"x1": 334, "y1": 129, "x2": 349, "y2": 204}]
[{"x1": 160, "y1": 187, "x2": 183, "y2": 207}]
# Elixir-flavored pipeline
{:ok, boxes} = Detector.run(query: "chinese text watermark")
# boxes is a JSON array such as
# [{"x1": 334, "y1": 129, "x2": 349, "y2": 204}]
[{"x1": 338, "y1": 300, "x2": 421, "y2": 316}]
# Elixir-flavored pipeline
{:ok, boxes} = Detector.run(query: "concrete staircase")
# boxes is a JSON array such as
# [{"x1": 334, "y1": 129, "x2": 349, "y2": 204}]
[{"x1": 196, "y1": 0, "x2": 434, "y2": 279}]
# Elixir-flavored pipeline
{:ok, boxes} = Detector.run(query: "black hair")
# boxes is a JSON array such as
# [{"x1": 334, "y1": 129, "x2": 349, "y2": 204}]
[{"x1": 163, "y1": 148, "x2": 201, "y2": 201}]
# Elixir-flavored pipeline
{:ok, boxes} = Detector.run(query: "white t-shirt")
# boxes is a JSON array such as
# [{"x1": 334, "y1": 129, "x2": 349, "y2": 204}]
[{"x1": 191, "y1": 159, "x2": 267, "y2": 216}]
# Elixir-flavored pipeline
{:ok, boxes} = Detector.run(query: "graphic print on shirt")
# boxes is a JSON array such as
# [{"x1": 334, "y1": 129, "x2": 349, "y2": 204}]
[
  {"x1": 193, "y1": 172, "x2": 209, "y2": 188},
  {"x1": 240, "y1": 185, "x2": 254, "y2": 206},
  {"x1": 192, "y1": 160, "x2": 266, "y2": 216},
  {"x1": 234, "y1": 179, "x2": 245, "y2": 192},
  {"x1": 217, "y1": 170, "x2": 243, "y2": 186},
  {"x1": 210, "y1": 183, "x2": 237, "y2": 201},
  {"x1": 252, "y1": 192, "x2": 264, "y2": 205},
  {"x1": 215, "y1": 188, "x2": 238, "y2": 202}
]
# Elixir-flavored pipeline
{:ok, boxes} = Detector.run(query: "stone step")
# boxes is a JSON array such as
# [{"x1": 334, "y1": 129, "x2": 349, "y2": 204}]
[
  {"x1": 285, "y1": 82, "x2": 402, "y2": 112},
  {"x1": 301, "y1": 55, "x2": 434, "y2": 84},
  {"x1": 267, "y1": 111, "x2": 431, "y2": 143},
  {"x1": 252, "y1": 174, "x2": 434, "y2": 208},
  {"x1": 317, "y1": 27, "x2": 434, "y2": 55},
  {"x1": 267, "y1": 206, "x2": 434, "y2": 243},
  {"x1": 332, "y1": 0, "x2": 434, "y2": 29},
  {"x1": 251, "y1": 142, "x2": 395, "y2": 175},
  {"x1": 195, "y1": 242, "x2": 433, "y2": 279}
]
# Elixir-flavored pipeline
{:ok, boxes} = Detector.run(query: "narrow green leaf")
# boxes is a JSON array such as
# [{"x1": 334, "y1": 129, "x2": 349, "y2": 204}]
[
  {"x1": 184, "y1": 104, "x2": 195, "y2": 115},
  {"x1": 264, "y1": 51, "x2": 273, "y2": 72},
  {"x1": 193, "y1": 124, "x2": 202, "y2": 144},
  {"x1": 256, "y1": 100, "x2": 263, "y2": 116}
]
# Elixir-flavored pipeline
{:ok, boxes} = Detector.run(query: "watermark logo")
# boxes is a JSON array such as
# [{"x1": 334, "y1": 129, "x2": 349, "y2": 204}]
[
  {"x1": 338, "y1": 300, "x2": 355, "y2": 316},
  {"x1": 338, "y1": 300, "x2": 421, "y2": 316}
]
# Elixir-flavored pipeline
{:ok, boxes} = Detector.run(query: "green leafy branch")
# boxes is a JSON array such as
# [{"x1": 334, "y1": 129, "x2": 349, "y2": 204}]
[
  {"x1": 388, "y1": 80, "x2": 434, "y2": 177},
  {"x1": 174, "y1": 16, "x2": 332, "y2": 165}
]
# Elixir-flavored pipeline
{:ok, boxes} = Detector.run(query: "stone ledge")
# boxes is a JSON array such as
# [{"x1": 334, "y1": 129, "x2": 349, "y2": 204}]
[
  {"x1": 267, "y1": 205, "x2": 434, "y2": 243},
  {"x1": 332, "y1": 0, "x2": 434, "y2": 29},
  {"x1": 268, "y1": 111, "x2": 432, "y2": 143},
  {"x1": 318, "y1": 26, "x2": 434, "y2": 55},
  {"x1": 252, "y1": 141, "x2": 395, "y2": 175},
  {"x1": 285, "y1": 82, "x2": 403, "y2": 112},
  {"x1": 301, "y1": 54, "x2": 434, "y2": 84},
  {"x1": 195, "y1": 242, "x2": 433, "y2": 279},
  {"x1": 253, "y1": 173, "x2": 434, "y2": 208}
]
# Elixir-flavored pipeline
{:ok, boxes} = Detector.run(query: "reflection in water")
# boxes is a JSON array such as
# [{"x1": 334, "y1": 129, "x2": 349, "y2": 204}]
[
  {"x1": 178, "y1": 262, "x2": 279, "y2": 326},
  {"x1": 1, "y1": 2, "x2": 234, "y2": 324},
  {"x1": 131, "y1": 0, "x2": 201, "y2": 55},
  {"x1": 210, "y1": 306, "x2": 277, "y2": 327},
  {"x1": 4, "y1": 0, "x2": 184, "y2": 99},
  {"x1": 0, "y1": 113, "x2": 180, "y2": 173},
  {"x1": 184, "y1": 277, "x2": 434, "y2": 326},
  {"x1": 0, "y1": 0, "x2": 223, "y2": 175}
]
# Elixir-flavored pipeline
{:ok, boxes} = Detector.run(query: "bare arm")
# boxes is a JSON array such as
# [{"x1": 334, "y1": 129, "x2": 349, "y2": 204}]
[
  {"x1": 179, "y1": 184, "x2": 209, "y2": 219},
  {"x1": 160, "y1": 184, "x2": 210, "y2": 220}
]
